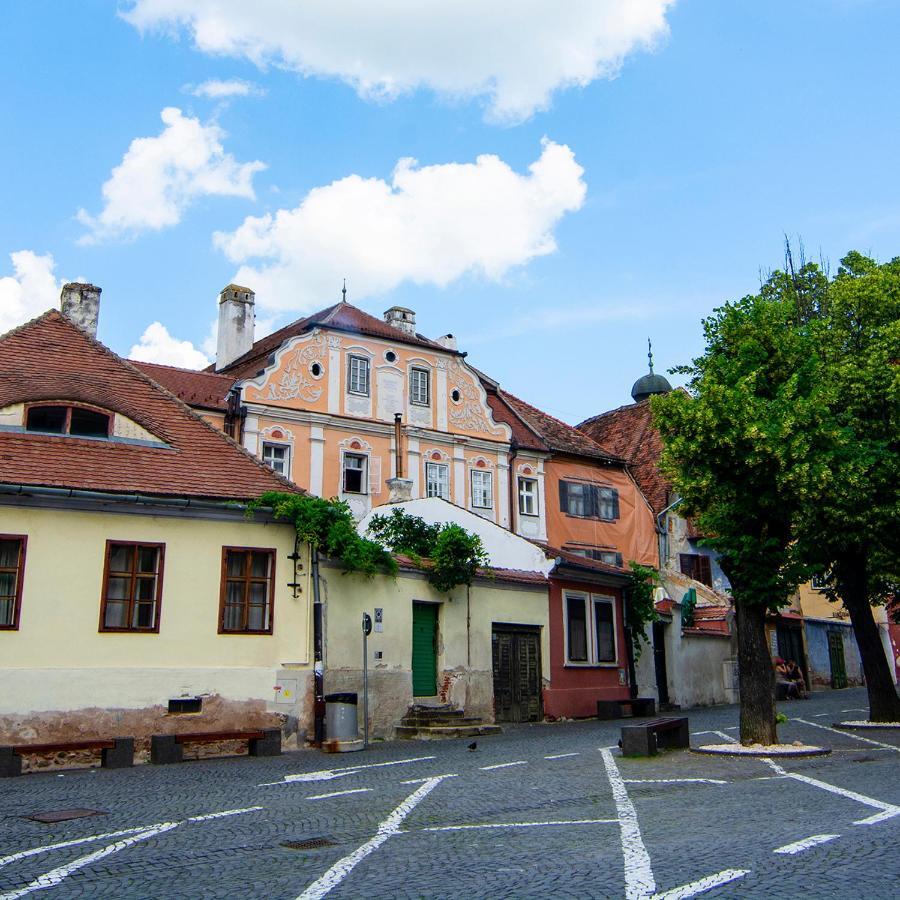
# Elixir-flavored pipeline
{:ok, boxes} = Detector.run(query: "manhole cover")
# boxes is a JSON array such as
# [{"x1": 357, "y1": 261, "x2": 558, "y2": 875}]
[
  {"x1": 281, "y1": 837, "x2": 336, "y2": 851},
  {"x1": 27, "y1": 809, "x2": 106, "y2": 824}
]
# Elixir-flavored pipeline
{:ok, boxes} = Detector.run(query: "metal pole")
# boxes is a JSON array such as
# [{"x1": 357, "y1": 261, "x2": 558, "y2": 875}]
[
  {"x1": 312, "y1": 548, "x2": 325, "y2": 746},
  {"x1": 363, "y1": 619, "x2": 369, "y2": 749}
]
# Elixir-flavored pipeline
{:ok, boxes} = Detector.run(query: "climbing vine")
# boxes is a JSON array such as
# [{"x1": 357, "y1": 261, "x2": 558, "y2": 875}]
[
  {"x1": 626, "y1": 562, "x2": 660, "y2": 657},
  {"x1": 248, "y1": 492, "x2": 397, "y2": 577},
  {"x1": 367, "y1": 508, "x2": 489, "y2": 593}
]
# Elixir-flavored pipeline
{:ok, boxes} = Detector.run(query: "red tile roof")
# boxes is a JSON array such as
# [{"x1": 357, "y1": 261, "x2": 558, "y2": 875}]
[
  {"x1": 216, "y1": 301, "x2": 458, "y2": 380},
  {"x1": 487, "y1": 388, "x2": 622, "y2": 463},
  {"x1": 0, "y1": 311, "x2": 299, "y2": 501},
  {"x1": 131, "y1": 361, "x2": 236, "y2": 412},
  {"x1": 577, "y1": 400, "x2": 670, "y2": 513}
]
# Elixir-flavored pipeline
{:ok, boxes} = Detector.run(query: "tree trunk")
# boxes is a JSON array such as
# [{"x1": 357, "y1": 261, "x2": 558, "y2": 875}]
[
  {"x1": 838, "y1": 554, "x2": 900, "y2": 722},
  {"x1": 735, "y1": 601, "x2": 778, "y2": 744}
]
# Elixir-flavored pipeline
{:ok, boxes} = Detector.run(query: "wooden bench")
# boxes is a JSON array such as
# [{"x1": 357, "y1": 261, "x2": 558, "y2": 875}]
[
  {"x1": 597, "y1": 698, "x2": 657, "y2": 720},
  {"x1": 150, "y1": 728, "x2": 281, "y2": 764},
  {"x1": 1, "y1": 738, "x2": 134, "y2": 777},
  {"x1": 620, "y1": 717, "x2": 689, "y2": 756}
]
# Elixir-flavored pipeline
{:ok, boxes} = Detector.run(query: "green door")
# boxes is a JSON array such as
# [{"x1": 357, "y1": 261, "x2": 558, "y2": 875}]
[
  {"x1": 412, "y1": 602, "x2": 438, "y2": 697},
  {"x1": 828, "y1": 631, "x2": 848, "y2": 689}
]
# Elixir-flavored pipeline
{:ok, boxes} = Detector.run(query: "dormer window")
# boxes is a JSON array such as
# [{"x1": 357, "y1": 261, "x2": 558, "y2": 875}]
[{"x1": 25, "y1": 404, "x2": 111, "y2": 438}]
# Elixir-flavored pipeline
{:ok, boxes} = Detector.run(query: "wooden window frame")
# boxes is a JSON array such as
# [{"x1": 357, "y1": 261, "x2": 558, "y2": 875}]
[
  {"x1": 0, "y1": 534, "x2": 27, "y2": 631},
  {"x1": 518, "y1": 477, "x2": 538, "y2": 517},
  {"x1": 218, "y1": 546, "x2": 276, "y2": 635},
  {"x1": 409, "y1": 366, "x2": 431, "y2": 407},
  {"x1": 470, "y1": 469, "x2": 493, "y2": 509},
  {"x1": 679, "y1": 553, "x2": 713, "y2": 588},
  {"x1": 261, "y1": 440, "x2": 291, "y2": 477},
  {"x1": 558, "y1": 480, "x2": 620, "y2": 522},
  {"x1": 347, "y1": 355, "x2": 370, "y2": 396},
  {"x1": 342, "y1": 452, "x2": 369, "y2": 495},
  {"x1": 98, "y1": 540, "x2": 165, "y2": 633},
  {"x1": 425, "y1": 461, "x2": 450, "y2": 499},
  {"x1": 564, "y1": 590, "x2": 619, "y2": 667},
  {"x1": 24, "y1": 402, "x2": 112, "y2": 438}
]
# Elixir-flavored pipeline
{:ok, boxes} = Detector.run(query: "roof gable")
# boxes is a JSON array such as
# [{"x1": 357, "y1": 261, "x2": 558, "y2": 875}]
[{"x1": 0, "y1": 311, "x2": 298, "y2": 501}]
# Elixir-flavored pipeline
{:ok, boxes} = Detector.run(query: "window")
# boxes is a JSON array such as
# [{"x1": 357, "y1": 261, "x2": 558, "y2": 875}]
[
  {"x1": 100, "y1": 542, "x2": 164, "y2": 632},
  {"x1": 410, "y1": 367, "x2": 430, "y2": 406},
  {"x1": 566, "y1": 546, "x2": 624, "y2": 567},
  {"x1": 811, "y1": 573, "x2": 830, "y2": 591},
  {"x1": 220, "y1": 548, "x2": 275, "y2": 634},
  {"x1": 347, "y1": 355, "x2": 370, "y2": 396},
  {"x1": 518, "y1": 477, "x2": 538, "y2": 516},
  {"x1": 25, "y1": 404, "x2": 111, "y2": 437},
  {"x1": 262, "y1": 442, "x2": 290, "y2": 476},
  {"x1": 679, "y1": 553, "x2": 712, "y2": 588},
  {"x1": 471, "y1": 469, "x2": 493, "y2": 509},
  {"x1": 343, "y1": 453, "x2": 368, "y2": 494},
  {"x1": 558, "y1": 481, "x2": 619, "y2": 520},
  {"x1": 565, "y1": 592, "x2": 617, "y2": 665},
  {"x1": 425, "y1": 462, "x2": 450, "y2": 499},
  {"x1": 0, "y1": 535, "x2": 26, "y2": 630}
]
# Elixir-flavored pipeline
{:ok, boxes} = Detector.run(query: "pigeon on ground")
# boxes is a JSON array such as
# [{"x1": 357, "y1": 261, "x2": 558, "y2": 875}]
[{"x1": 467, "y1": 741, "x2": 478, "y2": 751}]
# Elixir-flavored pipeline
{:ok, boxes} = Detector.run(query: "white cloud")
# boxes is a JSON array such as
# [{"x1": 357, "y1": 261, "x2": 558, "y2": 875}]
[
  {"x1": 129, "y1": 321, "x2": 211, "y2": 368},
  {"x1": 213, "y1": 138, "x2": 586, "y2": 313},
  {"x1": 186, "y1": 78, "x2": 265, "y2": 99},
  {"x1": 123, "y1": 0, "x2": 674, "y2": 123},
  {"x1": 77, "y1": 107, "x2": 266, "y2": 243},
  {"x1": 0, "y1": 251, "x2": 64, "y2": 334}
]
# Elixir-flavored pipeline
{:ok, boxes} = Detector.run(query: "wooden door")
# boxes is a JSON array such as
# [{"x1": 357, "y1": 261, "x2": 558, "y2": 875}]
[
  {"x1": 492, "y1": 626, "x2": 542, "y2": 723},
  {"x1": 652, "y1": 621, "x2": 669, "y2": 706},
  {"x1": 411, "y1": 602, "x2": 438, "y2": 697},
  {"x1": 828, "y1": 631, "x2": 848, "y2": 689}
]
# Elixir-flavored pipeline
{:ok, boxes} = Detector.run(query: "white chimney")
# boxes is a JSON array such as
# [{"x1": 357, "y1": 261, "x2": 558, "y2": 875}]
[
  {"x1": 384, "y1": 306, "x2": 416, "y2": 335},
  {"x1": 386, "y1": 477, "x2": 414, "y2": 503},
  {"x1": 216, "y1": 284, "x2": 255, "y2": 371},
  {"x1": 436, "y1": 334, "x2": 457, "y2": 351},
  {"x1": 60, "y1": 283, "x2": 101, "y2": 337}
]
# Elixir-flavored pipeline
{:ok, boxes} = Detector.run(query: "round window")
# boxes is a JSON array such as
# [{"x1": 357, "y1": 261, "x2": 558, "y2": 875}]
[
  {"x1": 385, "y1": 350, "x2": 397, "y2": 363},
  {"x1": 451, "y1": 389, "x2": 461, "y2": 403},
  {"x1": 310, "y1": 361, "x2": 323, "y2": 378}
]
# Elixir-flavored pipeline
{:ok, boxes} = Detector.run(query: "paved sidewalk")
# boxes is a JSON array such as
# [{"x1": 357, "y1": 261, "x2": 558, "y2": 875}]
[{"x1": 1, "y1": 688, "x2": 897, "y2": 899}]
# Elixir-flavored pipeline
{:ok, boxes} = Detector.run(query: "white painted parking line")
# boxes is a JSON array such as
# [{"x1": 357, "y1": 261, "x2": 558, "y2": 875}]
[
  {"x1": 307, "y1": 789, "x2": 372, "y2": 801},
  {"x1": 0, "y1": 824, "x2": 179, "y2": 900},
  {"x1": 793, "y1": 718, "x2": 900, "y2": 752},
  {"x1": 623, "y1": 779, "x2": 728, "y2": 786},
  {"x1": 842, "y1": 708, "x2": 867, "y2": 713},
  {"x1": 650, "y1": 869, "x2": 749, "y2": 900},
  {"x1": 545, "y1": 752, "x2": 580, "y2": 759},
  {"x1": 296, "y1": 775, "x2": 452, "y2": 900},
  {"x1": 260, "y1": 756, "x2": 437, "y2": 786},
  {"x1": 761, "y1": 758, "x2": 900, "y2": 826},
  {"x1": 600, "y1": 748, "x2": 657, "y2": 899},
  {"x1": 810, "y1": 713, "x2": 829, "y2": 718},
  {"x1": 420, "y1": 819, "x2": 617, "y2": 832},
  {"x1": 188, "y1": 806, "x2": 262, "y2": 822},
  {"x1": 480, "y1": 760, "x2": 527, "y2": 771},
  {"x1": 401, "y1": 774, "x2": 458, "y2": 785},
  {"x1": 773, "y1": 834, "x2": 840, "y2": 855}
]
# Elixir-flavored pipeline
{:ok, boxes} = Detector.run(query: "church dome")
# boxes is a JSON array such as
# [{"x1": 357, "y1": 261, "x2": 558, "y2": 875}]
[{"x1": 631, "y1": 339, "x2": 672, "y2": 402}]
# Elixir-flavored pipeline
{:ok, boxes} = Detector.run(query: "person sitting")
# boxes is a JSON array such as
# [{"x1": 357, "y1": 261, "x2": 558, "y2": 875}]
[
  {"x1": 774, "y1": 657, "x2": 800, "y2": 700},
  {"x1": 785, "y1": 659, "x2": 808, "y2": 699}
]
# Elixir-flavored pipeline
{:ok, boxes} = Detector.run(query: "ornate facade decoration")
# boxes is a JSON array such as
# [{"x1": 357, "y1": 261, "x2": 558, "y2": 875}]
[
  {"x1": 447, "y1": 360, "x2": 496, "y2": 434},
  {"x1": 265, "y1": 335, "x2": 326, "y2": 403}
]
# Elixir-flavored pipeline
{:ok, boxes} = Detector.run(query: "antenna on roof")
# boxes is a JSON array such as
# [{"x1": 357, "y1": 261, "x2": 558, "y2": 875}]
[
  {"x1": 341, "y1": 279, "x2": 347, "y2": 303},
  {"x1": 647, "y1": 338, "x2": 654, "y2": 374}
]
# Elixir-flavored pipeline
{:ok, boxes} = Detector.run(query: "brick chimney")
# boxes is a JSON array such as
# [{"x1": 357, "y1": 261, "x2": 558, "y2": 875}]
[
  {"x1": 60, "y1": 283, "x2": 101, "y2": 337},
  {"x1": 216, "y1": 284, "x2": 255, "y2": 371},
  {"x1": 384, "y1": 306, "x2": 416, "y2": 335}
]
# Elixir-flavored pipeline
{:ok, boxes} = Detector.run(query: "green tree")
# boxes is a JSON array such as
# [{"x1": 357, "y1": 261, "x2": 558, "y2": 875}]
[
  {"x1": 651, "y1": 289, "x2": 825, "y2": 745},
  {"x1": 794, "y1": 252, "x2": 900, "y2": 721}
]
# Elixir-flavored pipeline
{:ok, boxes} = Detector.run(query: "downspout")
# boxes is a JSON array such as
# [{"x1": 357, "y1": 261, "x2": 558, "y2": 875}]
[
  {"x1": 622, "y1": 583, "x2": 639, "y2": 700},
  {"x1": 507, "y1": 438, "x2": 518, "y2": 533},
  {"x1": 311, "y1": 547, "x2": 325, "y2": 746}
]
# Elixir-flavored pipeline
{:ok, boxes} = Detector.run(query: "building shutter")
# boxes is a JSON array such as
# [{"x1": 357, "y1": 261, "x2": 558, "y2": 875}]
[
  {"x1": 370, "y1": 457, "x2": 381, "y2": 495},
  {"x1": 610, "y1": 489, "x2": 620, "y2": 520},
  {"x1": 697, "y1": 555, "x2": 712, "y2": 587},
  {"x1": 558, "y1": 480, "x2": 569, "y2": 513}
]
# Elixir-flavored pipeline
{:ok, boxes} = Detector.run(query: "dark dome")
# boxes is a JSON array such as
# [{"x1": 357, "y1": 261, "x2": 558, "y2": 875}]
[{"x1": 631, "y1": 372, "x2": 672, "y2": 403}]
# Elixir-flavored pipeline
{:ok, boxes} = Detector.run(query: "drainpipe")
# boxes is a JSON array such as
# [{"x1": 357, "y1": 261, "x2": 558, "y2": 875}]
[
  {"x1": 507, "y1": 439, "x2": 518, "y2": 533},
  {"x1": 311, "y1": 547, "x2": 325, "y2": 746},
  {"x1": 622, "y1": 584, "x2": 639, "y2": 699},
  {"x1": 655, "y1": 498, "x2": 684, "y2": 571}
]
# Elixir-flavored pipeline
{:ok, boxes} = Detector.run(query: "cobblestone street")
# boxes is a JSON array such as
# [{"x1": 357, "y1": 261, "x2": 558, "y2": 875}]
[{"x1": 1, "y1": 688, "x2": 898, "y2": 899}]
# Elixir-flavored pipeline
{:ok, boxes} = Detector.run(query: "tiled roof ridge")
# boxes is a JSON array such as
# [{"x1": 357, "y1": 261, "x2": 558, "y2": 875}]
[
  {"x1": 16, "y1": 311, "x2": 299, "y2": 496},
  {"x1": 132, "y1": 359, "x2": 234, "y2": 382},
  {"x1": 576, "y1": 398, "x2": 650, "y2": 430},
  {"x1": 0, "y1": 307, "x2": 60, "y2": 345},
  {"x1": 494, "y1": 387, "x2": 552, "y2": 449}
]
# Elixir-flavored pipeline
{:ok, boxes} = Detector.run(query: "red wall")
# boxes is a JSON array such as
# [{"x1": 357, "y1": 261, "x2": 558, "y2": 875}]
[{"x1": 543, "y1": 577, "x2": 630, "y2": 719}]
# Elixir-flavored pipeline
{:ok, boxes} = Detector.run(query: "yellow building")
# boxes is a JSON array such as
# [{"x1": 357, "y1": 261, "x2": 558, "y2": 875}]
[{"x1": 0, "y1": 296, "x2": 312, "y2": 757}]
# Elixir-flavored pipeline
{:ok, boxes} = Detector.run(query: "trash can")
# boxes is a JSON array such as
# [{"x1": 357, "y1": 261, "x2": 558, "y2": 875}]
[{"x1": 325, "y1": 692, "x2": 359, "y2": 741}]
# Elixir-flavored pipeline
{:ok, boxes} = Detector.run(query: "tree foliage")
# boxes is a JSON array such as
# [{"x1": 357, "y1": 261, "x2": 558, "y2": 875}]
[
  {"x1": 626, "y1": 562, "x2": 659, "y2": 657},
  {"x1": 248, "y1": 492, "x2": 397, "y2": 577},
  {"x1": 367, "y1": 508, "x2": 489, "y2": 593}
]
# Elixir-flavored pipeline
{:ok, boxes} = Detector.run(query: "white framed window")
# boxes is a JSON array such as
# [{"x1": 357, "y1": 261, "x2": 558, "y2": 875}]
[
  {"x1": 470, "y1": 469, "x2": 493, "y2": 509},
  {"x1": 425, "y1": 462, "x2": 450, "y2": 499},
  {"x1": 559, "y1": 481, "x2": 619, "y2": 520},
  {"x1": 261, "y1": 442, "x2": 290, "y2": 477},
  {"x1": 342, "y1": 453, "x2": 368, "y2": 494},
  {"x1": 566, "y1": 546, "x2": 624, "y2": 567},
  {"x1": 518, "y1": 477, "x2": 538, "y2": 516},
  {"x1": 409, "y1": 367, "x2": 430, "y2": 406},
  {"x1": 564, "y1": 591, "x2": 617, "y2": 665},
  {"x1": 347, "y1": 355, "x2": 370, "y2": 396}
]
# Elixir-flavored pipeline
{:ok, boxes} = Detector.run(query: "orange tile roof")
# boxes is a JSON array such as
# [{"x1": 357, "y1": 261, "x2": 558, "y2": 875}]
[
  {"x1": 0, "y1": 311, "x2": 299, "y2": 501},
  {"x1": 215, "y1": 301, "x2": 458, "y2": 380},
  {"x1": 578, "y1": 400, "x2": 670, "y2": 513},
  {"x1": 131, "y1": 361, "x2": 236, "y2": 412}
]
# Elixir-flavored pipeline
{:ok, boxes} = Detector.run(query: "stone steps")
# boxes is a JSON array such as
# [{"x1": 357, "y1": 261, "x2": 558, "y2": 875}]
[{"x1": 395, "y1": 723, "x2": 502, "y2": 740}]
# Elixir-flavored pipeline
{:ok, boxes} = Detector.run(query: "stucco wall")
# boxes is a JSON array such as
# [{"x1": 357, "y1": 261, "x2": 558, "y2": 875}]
[
  {"x1": 804, "y1": 619, "x2": 865, "y2": 687},
  {"x1": 320, "y1": 563, "x2": 549, "y2": 738},
  {"x1": 0, "y1": 503, "x2": 313, "y2": 745}
]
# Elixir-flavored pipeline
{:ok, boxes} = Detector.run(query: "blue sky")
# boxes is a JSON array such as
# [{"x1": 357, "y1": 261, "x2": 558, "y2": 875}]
[{"x1": 2, "y1": 1, "x2": 899, "y2": 422}]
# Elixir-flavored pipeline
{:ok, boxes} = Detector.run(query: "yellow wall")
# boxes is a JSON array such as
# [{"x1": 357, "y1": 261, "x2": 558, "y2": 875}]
[{"x1": 797, "y1": 582, "x2": 848, "y2": 621}]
